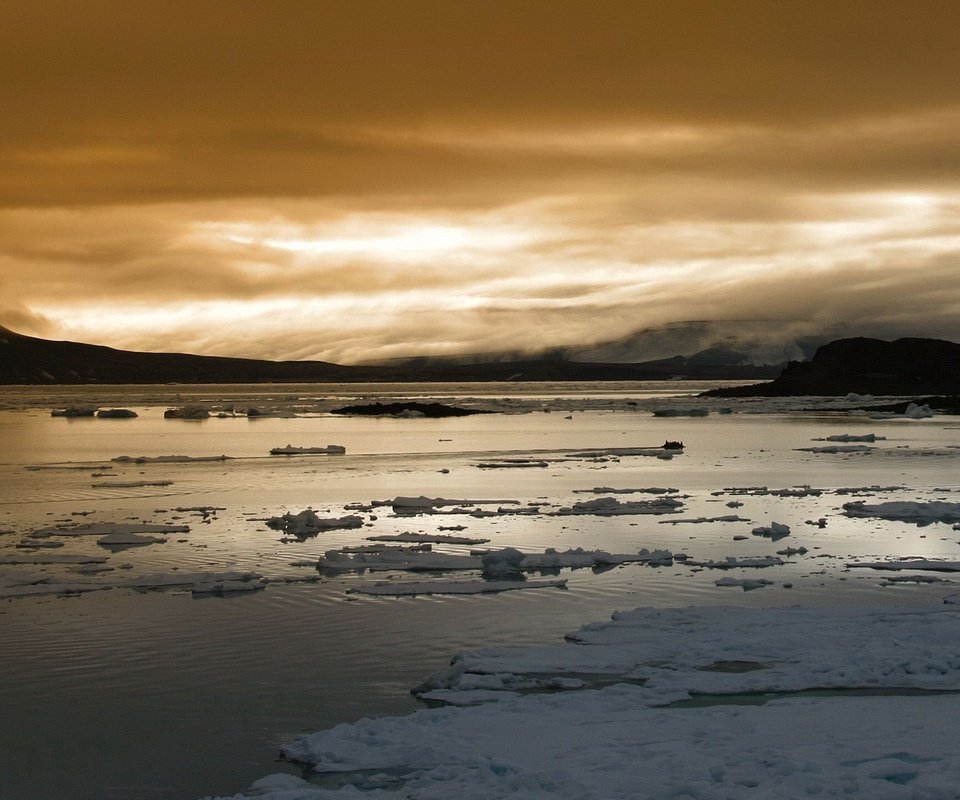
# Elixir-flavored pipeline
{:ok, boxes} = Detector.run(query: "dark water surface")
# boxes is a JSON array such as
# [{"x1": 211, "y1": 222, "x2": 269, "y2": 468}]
[{"x1": 1, "y1": 383, "x2": 958, "y2": 799}]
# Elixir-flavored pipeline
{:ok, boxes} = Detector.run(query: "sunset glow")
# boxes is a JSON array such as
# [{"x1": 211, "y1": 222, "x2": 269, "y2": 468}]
[{"x1": 1, "y1": 1, "x2": 959, "y2": 361}]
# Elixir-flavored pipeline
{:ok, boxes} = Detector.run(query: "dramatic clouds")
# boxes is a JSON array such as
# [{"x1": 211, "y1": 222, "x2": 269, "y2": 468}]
[{"x1": 2, "y1": 1, "x2": 959, "y2": 361}]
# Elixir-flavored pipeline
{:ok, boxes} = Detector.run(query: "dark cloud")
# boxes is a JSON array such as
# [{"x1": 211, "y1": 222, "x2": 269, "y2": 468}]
[{"x1": 2, "y1": 1, "x2": 960, "y2": 205}]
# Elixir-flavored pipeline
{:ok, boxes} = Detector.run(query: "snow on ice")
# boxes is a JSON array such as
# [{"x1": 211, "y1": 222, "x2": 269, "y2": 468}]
[{"x1": 210, "y1": 604, "x2": 960, "y2": 800}]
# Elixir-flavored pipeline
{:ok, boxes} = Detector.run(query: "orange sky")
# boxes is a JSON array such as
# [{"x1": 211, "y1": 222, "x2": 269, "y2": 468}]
[{"x1": 2, "y1": 0, "x2": 959, "y2": 362}]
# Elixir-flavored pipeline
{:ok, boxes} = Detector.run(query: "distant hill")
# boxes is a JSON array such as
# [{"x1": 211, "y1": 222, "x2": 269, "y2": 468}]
[
  {"x1": 0, "y1": 326, "x2": 782, "y2": 385},
  {"x1": 364, "y1": 320, "x2": 817, "y2": 368},
  {"x1": 703, "y1": 337, "x2": 960, "y2": 397}
]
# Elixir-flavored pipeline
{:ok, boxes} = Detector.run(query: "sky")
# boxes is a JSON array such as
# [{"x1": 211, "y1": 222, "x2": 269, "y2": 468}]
[{"x1": 2, "y1": 0, "x2": 959, "y2": 364}]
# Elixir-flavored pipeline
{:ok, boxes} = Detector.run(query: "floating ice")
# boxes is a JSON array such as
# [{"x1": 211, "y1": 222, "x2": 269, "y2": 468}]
[
  {"x1": 365, "y1": 532, "x2": 491, "y2": 545},
  {"x1": 661, "y1": 515, "x2": 749, "y2": 524},
  {"x1": 124, "y1": 571, "x2": 265, "y2": 591},
  {"x1": 348, "y1": 578, "x2": 568, "y2": 596},
  {"x1": 91, "y1": 480, "x2": 174, "y2": 488},
  {"x1": 266, "y1": 510, "x2": 364, "y2": 537},
  {"x1": 796, "y1": 444, "x2": 874, "y2": 454},
  {"x1": 29, "y1": 522, "x2": 190, "y2": 538},
  {"x1": 163, "y1": 405, "x2": 211, "y2": 419},
  {"x1": 0, "y1": 553, "x2": 109, "y2": 565},
  {"x1": 368, "y1": 496, "x2": 520, "y2": 516},
  {"x1": 573, "y1": 486, "x2": 678, "y2": 495},
  {"x1": 869, "y1": 402, "x2": 935, "y2": 420},
  {"x1": 714, "y1": 577, "x2": 773, "y2": 590},
  {"x1": 652, "y1": 407, "x2": 709, "y2": 416},
  {"x1": 751, "y1": 521, "x2": 791, "y2": 540},
  {"x1": 50, "y1": 406, "x2": 97, "y2": 417},
  {"x1": 96, "y1": 408, "x2": 138, "y2": 418},
  {"x1": 320, "y1": 546, "x2": 680, "y2": 573},
  {"x1": 820, "y1": 433, "x2": 886, "y2": 442},
  {"x1": 97, "y1": 531, "x2": 166, "y2": 547},
  {"x1": 843, "y1": 501, "x2": 960, "y2": 526},
  {"x1": 567, "y1": 446, "x2": 681, "y2": 459},
  {"x1": 219, "y1": 605, "x2": 960, "y2": 800},
  {"x1": 269, "y1": 444, "x2": 346, "y2": 455},
  {"x1": 553, "y1": 496, "x2": 683, "y2": 517},
  {"x1": 687, "y1": 555, "x2": 784, "y2": 569},
  {"x1": 475, "y1": 459, "x2": 549, "y2": 469},
  {"x1": 112, "y1": 454, "x2": 230, "y2": 463},
  {"x1": 847, "y1": 559, "x2": 960, "y2": 572}
]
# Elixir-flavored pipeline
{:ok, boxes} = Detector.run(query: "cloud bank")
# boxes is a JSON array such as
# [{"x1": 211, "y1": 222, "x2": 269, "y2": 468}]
[{"x1": 2, "y1": 1, "x2": 959, "y2": 361}]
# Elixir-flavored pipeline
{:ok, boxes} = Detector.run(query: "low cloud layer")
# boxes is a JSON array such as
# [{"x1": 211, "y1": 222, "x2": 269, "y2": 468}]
[{"x1": 2, "y1": 1, "x2": 959, "y2": 362}]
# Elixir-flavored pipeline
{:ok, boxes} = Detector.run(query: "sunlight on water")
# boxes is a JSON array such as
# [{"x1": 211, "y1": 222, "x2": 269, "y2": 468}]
[{"x1": 0, "y1": 382, "x2": 958, "y2": 799}]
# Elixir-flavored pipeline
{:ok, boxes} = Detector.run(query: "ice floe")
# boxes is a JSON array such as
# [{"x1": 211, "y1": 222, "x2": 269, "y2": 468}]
[
  {"x1": 91, "y1": 480, "x2": 174, "y2": 488},
  {"x1": 843, "y1": 500, "x2": 960, "y2": 526},
  {"x1": 0, "y1": 553, "x2": 109, "y2": 565},
  {"x1": 269, "y1": 444, "x2": 346, "y2": 456},
  {"x1": 870, "y1": 402, "x2": 935, "y2": 420},
  {"x1": 819, "y1": 433, "x2": 886, "y2": 442},
  {"x1": 365, "y1": 532, "x2": 490, "y2": 545},
  {"x1": 475, "y1": 459, "x2": 549, "y2": 469},
  {"x1": 573, "y1": 486, "x2": 678, "y2": 495},
  {"x1": 687, "y1": 555, "x2": 784, "y2": 569},
  {"x1": 714, "y1": 577, "x2": 774, "y2": 590},
  {"x1": 847, "y1": 559, "x2": 960, "y2": 572},
  {"x1": 97, "y1": 531, "x2": 167, "y2": 548},
  {"x1": 210, "y1": 605, "x2": 960, "y2": 800},
  {"x1": 567, "y1": 446, "x2": 681, "y2": 460},
  {"x1": 355, "y1": 496, "x2": 521, "y2": 516},
  {"x1": 96, "y1": 408, "x2": 138, "y2": 418},
  {"x1": 29, "y1": 522, "x2": 190, "y2": 538},
  {"x1": 164, "y1": 405, "x2": 211, "y2": 419},
  {"x1": 319, "y1": 546, "x2": 681, "y2": 574},
  {"x1": 111, "y1": 454, "x2": 230, "y2": 463},
  {"x1": 553, "y1": 496, "x2": 683, "y2": 517},
  {"x1": 751, "y1": 521, "x2": 791, "y2": 540},
  {"x1": 50, "y1": 405, "x2": 97, "y2": 417},
  {"x1": 796, "y1": 444, "x2": 875, "y2": 454},
  {"x1": 266, "y1": 510, "x2": 364, "y2": 537},
  {"x1": 124, "y1": 571, "x2": 266, "y2": 592},
  {"x1": 348, "y1": 578, "x2": 568, "y2": 597}
]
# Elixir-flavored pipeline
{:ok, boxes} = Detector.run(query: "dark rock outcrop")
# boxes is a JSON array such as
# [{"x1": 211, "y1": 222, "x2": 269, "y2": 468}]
[{"x1": 703, "y1": 337, "x2": 960, "y2": 397}]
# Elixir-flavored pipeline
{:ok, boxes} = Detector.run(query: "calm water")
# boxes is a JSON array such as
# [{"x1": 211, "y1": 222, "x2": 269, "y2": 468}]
[{"x1": 1, "y1": 383, "x2": 958, "y2": 799}]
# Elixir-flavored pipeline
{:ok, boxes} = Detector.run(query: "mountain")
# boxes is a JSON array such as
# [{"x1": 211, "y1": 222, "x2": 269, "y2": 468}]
[
  {"x1": 0, "y1": 326, "x2": 781, "y2": 385},
  {"x1": 0, "y1": 326, "x2": 366, "y2": 384},
  {"x1": 702, "y1": 337, "x2": 960, "y2": 397},
  {"x1": 555, "y1": 321, "x2": 825, "y2": 365},
  {"x1": 363, "y1": 321, "x2": 819, "y2": 369}
]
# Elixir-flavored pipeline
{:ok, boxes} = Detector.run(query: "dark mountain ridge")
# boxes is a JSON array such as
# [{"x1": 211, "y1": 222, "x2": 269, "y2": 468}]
[{"x1": 0, "y1": 326, "x2": 781, "y2": 385}]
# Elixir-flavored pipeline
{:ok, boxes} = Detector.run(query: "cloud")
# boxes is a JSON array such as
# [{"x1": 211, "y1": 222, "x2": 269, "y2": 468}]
[{"x1": 2, "y1": 1, "x2": 959, "y2": 361}]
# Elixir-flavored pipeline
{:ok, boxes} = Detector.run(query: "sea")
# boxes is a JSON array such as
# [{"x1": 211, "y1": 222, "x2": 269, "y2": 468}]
[{"x1": 1, "y1": 382, "x2": 958, "y2": 800}]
